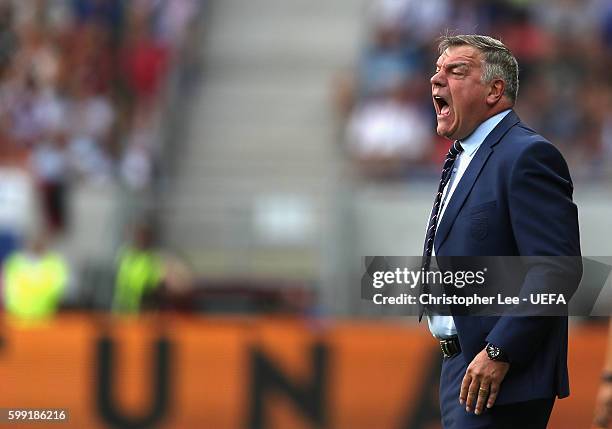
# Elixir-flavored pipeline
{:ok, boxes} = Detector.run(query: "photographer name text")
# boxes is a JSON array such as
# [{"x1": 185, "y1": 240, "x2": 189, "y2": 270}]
[{"x1": 372, "y1": 293, "x2": 567, "y2": 306}]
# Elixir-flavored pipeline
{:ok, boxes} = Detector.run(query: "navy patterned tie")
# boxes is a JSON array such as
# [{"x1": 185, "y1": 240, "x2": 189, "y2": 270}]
[{"x1": 419, "y1": 140, "x2": 463, "y2": 319}]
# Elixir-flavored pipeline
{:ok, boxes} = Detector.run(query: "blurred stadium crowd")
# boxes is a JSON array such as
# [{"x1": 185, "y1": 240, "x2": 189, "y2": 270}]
[
  {"x1": 0, "y1": 0, "x2": 201, "y2": 320},
  {"x1": 336, "y1": 0, "x2": 612, "y2": 180}
]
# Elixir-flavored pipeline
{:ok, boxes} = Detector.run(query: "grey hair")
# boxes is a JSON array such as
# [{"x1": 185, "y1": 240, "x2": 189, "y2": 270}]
[{"x1": 438, "y1": 34, "x2": 519, "y2": 103}]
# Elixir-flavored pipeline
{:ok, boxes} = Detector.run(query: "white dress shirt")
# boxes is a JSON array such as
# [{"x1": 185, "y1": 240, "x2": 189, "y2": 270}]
[{"x1": 427, "y1": 109, "x2": 511, "y2": 339}]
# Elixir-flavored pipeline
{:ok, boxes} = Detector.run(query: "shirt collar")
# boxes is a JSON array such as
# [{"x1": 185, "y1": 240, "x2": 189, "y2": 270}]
[{"x1": 459, "y1": 109, "x2": 512, "y2": 156}]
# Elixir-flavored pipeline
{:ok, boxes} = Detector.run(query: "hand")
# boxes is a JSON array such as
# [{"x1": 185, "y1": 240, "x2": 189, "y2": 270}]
[
  {"x1": 460, "y1": 348, "x2": 510, "y2": 415},
  {"x1": 594, "y1": 382, "x2": 612, "y2": 428}
]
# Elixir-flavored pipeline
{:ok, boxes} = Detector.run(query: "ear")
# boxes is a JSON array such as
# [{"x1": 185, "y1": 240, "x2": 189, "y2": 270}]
[{"x1": 486, "y1": 79, "x2": 505, "y2": 105}]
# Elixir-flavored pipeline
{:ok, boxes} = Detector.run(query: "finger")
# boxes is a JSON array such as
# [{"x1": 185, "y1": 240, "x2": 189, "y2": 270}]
[
  {"x1": 474, "y1": 384, "x2": 490, "y2": 415},
  {"x1": 486, "y1": 383, "x2": 500, "y2": 409},
  {"x1": 459, "y1": 373, "x2": 472, "y2": 405},
  {"x1": 466, "y1": 379, "x2": 480, "y2": 412}
]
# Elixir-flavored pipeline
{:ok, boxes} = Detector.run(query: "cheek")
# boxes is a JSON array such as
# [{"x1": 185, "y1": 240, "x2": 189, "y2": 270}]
[{"x1": 452, "y1": 89, "x2": 482, "y2": 117}]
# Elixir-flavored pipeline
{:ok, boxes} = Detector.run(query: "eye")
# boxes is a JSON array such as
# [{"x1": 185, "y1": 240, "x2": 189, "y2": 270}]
[{"x1": 451, "y1": 67, "x2": 468, "y2": 77}]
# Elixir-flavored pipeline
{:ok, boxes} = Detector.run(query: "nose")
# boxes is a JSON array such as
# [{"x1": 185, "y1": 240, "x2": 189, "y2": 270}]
[{"x1": 430, "y1": 70, "x2": 445, "y2": 87}]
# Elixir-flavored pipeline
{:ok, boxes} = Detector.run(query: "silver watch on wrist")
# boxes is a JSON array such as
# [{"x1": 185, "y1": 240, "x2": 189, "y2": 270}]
[{"x1": 486, "y1": 343, "x2": 509, "y2": 362}]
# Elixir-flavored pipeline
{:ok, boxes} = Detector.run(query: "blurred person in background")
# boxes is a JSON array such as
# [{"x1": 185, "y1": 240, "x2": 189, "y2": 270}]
[
  {"x1": 119, "y1": 106, "x2": 158, "y2": 190},
  {"x1": 121, "y1": 1, "x2": 169, "y2": 122},
  {"x1": 27, "y1": 77, "x2": 70, "y2": 233},
  {"x1": 358, "y1": 2, "x2": 413, "y2": 99},
  {"x1": 340, "y1": 1, "x2": 437, "y2": 178},
  {"x1": 112, "y1": 220, "x2": 195, "y2": 314},
  {"x1": 30, "y1": 135, "x2": 70, "y2": 233},
  {"x1": 423, "y1": 35, "x2": 581, "y2": 428},
  {"x1": 1, "y1": 228, "x2": 69, "y2": 322},
  {"x1": 65, "y1": 74, "x2": 115, "y2": 183},
  {"x1": 346, "y1": 77, "x2": 431, "y2": 178},
  {"x1": 0, "y1": 163, "x2": 38, "y2": 264},
  {"x1": 112, "y1": 221, "x2": 164, "y2": 314}
]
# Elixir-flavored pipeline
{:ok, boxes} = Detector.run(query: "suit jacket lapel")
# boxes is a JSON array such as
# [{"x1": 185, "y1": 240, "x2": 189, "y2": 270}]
[{"x1": 434, "y1": 110, "x2": 520, "y2": 253}]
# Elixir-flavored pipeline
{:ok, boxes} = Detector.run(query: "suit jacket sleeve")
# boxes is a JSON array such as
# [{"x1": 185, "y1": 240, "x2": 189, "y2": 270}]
[{"x1": 485, "y1": 140, "x2": 582, "y2": 366}]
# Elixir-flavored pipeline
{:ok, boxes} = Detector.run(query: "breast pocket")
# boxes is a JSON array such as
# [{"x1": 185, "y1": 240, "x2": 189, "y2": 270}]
[{"x1": 469, "y1": 201, "x2": 496, "y2": 241}]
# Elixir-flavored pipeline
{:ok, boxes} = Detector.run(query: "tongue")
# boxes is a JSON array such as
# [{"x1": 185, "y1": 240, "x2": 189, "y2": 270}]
[{"x1": 441, "y1": 104, "x2": 450, "y2": 115}]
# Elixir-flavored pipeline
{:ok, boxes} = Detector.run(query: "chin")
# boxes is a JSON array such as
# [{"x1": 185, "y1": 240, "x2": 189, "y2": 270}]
[
  {"x1": 436, "y1": 120, "x2": 452, "y2": 138},
  {"x1": 436, "y1": 127, "x2": 451, "y2": 138}
]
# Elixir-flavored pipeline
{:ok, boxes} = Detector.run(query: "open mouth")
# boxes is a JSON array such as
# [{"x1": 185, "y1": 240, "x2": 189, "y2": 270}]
[{"x1": 434, "y1": 95, "x2": 451, "y2": 117}]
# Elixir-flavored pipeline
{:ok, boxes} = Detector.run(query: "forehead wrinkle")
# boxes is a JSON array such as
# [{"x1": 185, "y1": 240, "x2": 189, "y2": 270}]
[{"x1": 438, "y1": 47, "x2": 482, "y2": 68}]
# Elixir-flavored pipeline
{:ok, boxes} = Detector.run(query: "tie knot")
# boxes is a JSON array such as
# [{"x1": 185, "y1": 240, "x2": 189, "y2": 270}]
[{"x1": 448, "y1": 140, "x2": 464, "y2": 158}]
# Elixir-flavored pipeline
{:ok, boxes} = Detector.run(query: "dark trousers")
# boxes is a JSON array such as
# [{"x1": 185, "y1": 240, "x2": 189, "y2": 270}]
[{"x1": 440, "y1": 352, "x2": 555, "y2": 429}]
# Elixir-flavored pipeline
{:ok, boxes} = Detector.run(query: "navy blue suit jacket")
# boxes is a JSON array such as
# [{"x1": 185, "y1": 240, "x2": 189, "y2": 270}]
[{"x1": 434, "y1": 110, "x2": 582, "y2": 405}]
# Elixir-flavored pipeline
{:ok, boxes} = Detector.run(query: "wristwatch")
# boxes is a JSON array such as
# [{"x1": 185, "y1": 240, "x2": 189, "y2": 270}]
[{"x1": 486, "y1": 343, "x2": 509, "y2": 362}]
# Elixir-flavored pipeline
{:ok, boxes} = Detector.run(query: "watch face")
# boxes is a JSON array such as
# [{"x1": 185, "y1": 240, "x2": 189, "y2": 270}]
[{"x1": 487, "y1": 344, "x2": 500, "y2": 358}]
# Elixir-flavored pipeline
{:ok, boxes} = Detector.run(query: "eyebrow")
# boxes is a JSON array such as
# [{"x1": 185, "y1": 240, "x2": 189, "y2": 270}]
[{"x1": 437, "y1": 61, "x2": 470, "y2": 70}]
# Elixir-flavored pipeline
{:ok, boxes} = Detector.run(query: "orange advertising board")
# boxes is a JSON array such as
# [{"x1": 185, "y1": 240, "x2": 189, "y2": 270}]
[{"x1": 0, "y1": 314, "x2": 606, "y2": 428}]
